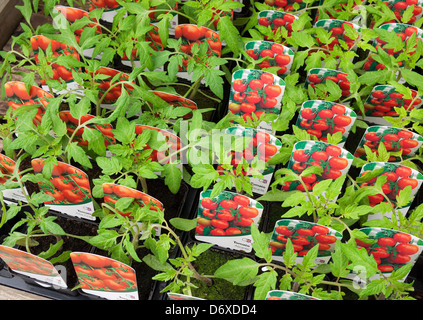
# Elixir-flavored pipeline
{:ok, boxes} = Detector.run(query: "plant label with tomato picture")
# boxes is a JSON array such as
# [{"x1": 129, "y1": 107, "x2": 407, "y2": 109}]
[
  {"x1": 351, "y1": 228, "x2": 423, "y2": 282},
  {"x1": 269, "y1": 219, "x2": 343, "y2": 265},
  {"x1": 31, "y1": 35, "x2": 84, "y2": 95},
  {"x1": 102, "y1": 182, "x2": 164, "y2": 217},
  {"x1": 58, "y1": 111, "x2": 115, "y2": 152},
  {"x1": 216, "y1": 126, "x2": 282, "y2": 195},
  {"x1": 362, "y1": 85, "x2": 423, "y2": 125},
  {"x1": 257, "y1": 11, "x2": 299, "y2": 47},
  {"x1": 229, "y1": 69, "x2": 285, "y2": 134},
  {"x1": 244, "y1": 40, "x2": 294, "y2": 77},
  {"x1": 364, "y1": 23, "x2": 423, "y2": 72},
  {"x1": 87, "y1": 0, "x2": 126, "y2": 24},
  {"x1": 354, "y1": 126, "x2": 423, "y2": 161},
  {"x1": 174, "y1": 24, "x2": 222, "y2": 81},
  {"x1": 31, "y1": 159, "x2": 95, "y2": 221},
  {"x1": 71, "y1": 252, "x2": 138, "y2": 300},
  {"x1": 0, "y1": 154, "x2": 28, "y2": 205},
  {"x1": 305, "y1": 68, "x2": 351, "y2": 101},
  {"x1": 53, "y1": 6, "x2": 103, "y2": 60},
  {"x1": 374, "y1": 0, "x2": 423, "y2": 26},
  {"x1": 0, "y1": 245, "x2": 67, "y2": 289},
  {"x1": 134, "y1": 125, "x2": 183, "y2": 176},
  {"x1": 4, "y1": 81, "x2": 52, "y2": 126},
  {"x1": 265, "y1": 290, "x2": 319, "y2": 300},
  {"x1": 91, "y1": 66, "x2": 134, "y2": 110},
  {"x1": 284, "y1": 140, "x2": 353, "y2": 200},
  {"x1": 357, "y1": 162, "x2": 423, "y2": 220},
  {"x1": 195, "y1": 190, "x2": 264, "y2": 253},
  {"x1": 295, "y1": 100, "x2": 356, "y2": 147},
  {"x1": 263, "y1": 0, "x2": 308, "y2": 11},
  {"x1": 150, "y1": 90, "x2": 198, "y2": 120},
  {"x1": 314, "y1": 19, "x2": 361, "y2": 53}
]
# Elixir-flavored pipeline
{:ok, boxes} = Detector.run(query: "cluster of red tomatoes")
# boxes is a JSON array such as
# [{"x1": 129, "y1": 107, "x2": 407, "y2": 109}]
[
  {"x1": 363, "y1": 88, "x2": 422, "y2": 118},
  {"x1": 88, "y1": 0, "x2": 120, "y2": 10},
  {"x1": 356, "y1": 232, "x2": 420, "y2": 272},
  {"x1": 0, "y1": 246, "x2": 55, "y2": 276},
  {"x1": 285, "y1": 144, "x2": 350, "y2": 191},
  {"x1": 263, "y1": 0, "x2": 304, "y2": 12},
  {"x1": 364, "y1": 25, "x2": 421, "y2": 71},
  {"x1": 355, "y1": 129, "x2": 420, "y2": 161},
  {"x1": 307, "y1": 71, "x2": 351, "y2": 98},
  {"x1": 175, "y1": 24, "x2": 221, "y2": 70},
  {"x1": 245, "y1": 42, "x2": 292, "y2": 76},
  {"x1": 94, "y1": 67, "x2": 134, "y2": 104},
  {"x1": 269, "y1": 224, "x2": 338, "y2": 256},
  {"x1": 32, "y1": 159, "x2": 91, "y2": 205},
  {"x1": 298, "y1": 103, "x2": 352, "y2": 141},
  {"x1": 230, "y1": 72, "x2": 282, "y2": 121},
  {"x1": 103, "y1": 183, "x2": 163, "y2": 217},
  {"x1": 258, "y1": 12, "x2": 297, "y2": 41},
  {"x1": 71, "y1": 252, "x2": 137, "y2": 292},
  {"x1": 315, "y1": 21, "x2": 358, "y2": 50},
  {"x1": 58, "y1": 111, "x2": 115, "y2": 148},
  {"x1": 31, "y1": 35, "x2": 80, "y2": 83},
  {"x1": 359, "y1": 165, "x2": 419, "y2": 206},
  {"x1": 197, "y1": 194, "x2": 260, "y2": 236},
  {"x1": 4, "y1": 82, "x2": 51, "y2": 125}
]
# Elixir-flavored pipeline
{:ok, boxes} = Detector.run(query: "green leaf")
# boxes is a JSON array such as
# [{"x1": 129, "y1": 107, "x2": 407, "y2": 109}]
[
  {"x1": 214, "y1": 257, "x2": 259, "y2": 286},
  {"x1": 169, "y1": 218, "x2": 197, "y2": 231}
]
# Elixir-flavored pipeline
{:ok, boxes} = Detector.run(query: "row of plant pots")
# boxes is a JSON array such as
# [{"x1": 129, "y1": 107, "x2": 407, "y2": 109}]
[{"x1": 1, "y1": 0, "x2": 423, "y2": 301}]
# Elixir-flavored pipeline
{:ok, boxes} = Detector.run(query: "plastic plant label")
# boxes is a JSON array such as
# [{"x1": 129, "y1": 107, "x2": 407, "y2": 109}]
[
  {"x1": 216, "y1": 126, "x2": 282, "y2": 195},
  {"x1": 314, "y1": 19, "x2": 361, "y2": 52},
  {"x1": 120, "y1": 24, "x2": 164, "y2": 69},
  {"x1": 167, "y1": 292, "x2": 205, "y2": 300},
  {"x1": 150, "y1": 90, "x2": 198, "y2": 119},
  {"x1": 102, "y1": 183, "x2": 164, "y2": 216},
  {"x1": 53, "y1": 6, "x2": 102, "y2": 60},
  {"x1": 283, "y1": 141, "x2": 353, "y2": 201},
  {"x1": 195, "y1": 190, "x2": 264, "y2": 253},
  {"x1": 32, "y1": 35, "x2": 84, "y2": 95},
  {"x1": 263, "y1": 0, "x2": 308, "y2": 11},
  {"x1": 0, "y1": 154, "x2": 28, "y2": 204},
  {"x1": 70, "y1": 252, "x2": 138, "y2": 300},
  {"x1": 31, "y1": 159, "x2": 95, "y2": 220},
  {"x1": 58, "y1": 111, "x2": 115, "y2": 149},
  {"x1": 295, "y1": 100, "x2": 356, "y2": 147},
  {"x1": 266, "y1": 290, "x2": 319, "y2": 300},
  {"x1": 257, "y1": 10, "x2": 298, "y2": 45},
  {"x1": 357, "y1": 162, "x2": 423, "y2": 220},
  {"x1": 244, "y1": 40, "x2": 294, "y2": 77},
  {"x1": 87, "y1": 0, "x2": 126, "y2": 23},
  {"x1": 4, "y1": 81, "x2": 51, "y2": 126},
  {"x1": 353, "y1": 126, "x2": 423, "y2": 162},
  {"x1": 370, "y1": 0, "x2": 423, "y2": 26},
  {"x1": 362, "y1": 85, "x2": 422, "y2": 125},
  {"x1": 305, "y1": 68, "x2": 351, "y2": 101},
  {"x1": 0, "y1": 245, "x2": 67, "y2": 289},
  {"x1": 91, "y1": 67, "x2": 134, "y2": 110},
  {"x1": 364, "y1": 23, "x2": 423, "y2": 71},
  {"x1": 269, "y1": 219, "x2": 343, "y2": 265},
  {"x1": 228, "y1": 68, "x2": 285, "y2": 134},
  {"x1": 351, "y1": 228, "x2": 423, "y2": 282},
  {"x1": 174, "y1": 24, "x2": 221, "y2": 81},
  {"x1": 134, "y1": 125, "x2": 183, "y2": 175}
]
